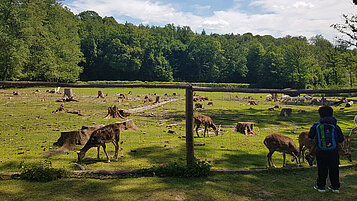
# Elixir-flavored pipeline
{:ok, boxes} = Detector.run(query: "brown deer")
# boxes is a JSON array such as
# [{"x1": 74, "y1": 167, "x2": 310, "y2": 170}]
[
  {"x1": 77, "y1": 121, "x2": 130, "y2": 162},
  {"x1": 194, "y1": 113, "x2": 219, "y2": 137},
  {"x1": 302, "y1": 132, "x2": 352, "y2": 166},
  {"x1": 298, "y1": 131, "x2": 315, "y2": 163},
  {"x1": 264, "y1": 133, "x2": 300, "y2": 168}
]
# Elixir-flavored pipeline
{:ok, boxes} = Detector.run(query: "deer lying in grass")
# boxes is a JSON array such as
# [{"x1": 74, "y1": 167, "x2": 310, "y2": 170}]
[
  {"x1": 194, "y1": 113, "x2": 219, "y2": 137},
  {"x1": 299, "y1": 131, "x2": 352, "y2": 166},
  {"x1": 264, "y1": 133, "x2": 300, "y2": 168},
  {"x1": 77, "y1": 121, "x2": 129, "y2": 162}
]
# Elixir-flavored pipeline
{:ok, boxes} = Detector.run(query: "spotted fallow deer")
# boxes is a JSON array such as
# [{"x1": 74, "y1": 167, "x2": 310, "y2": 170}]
[
  {"x1": 77, "y1": 121, "x2": 130, "y2": 162},
  {"x1": 194, "y1": 113, "x2": 219, "y2": 137},
  {"x1": 264, "y1": 133, "x2": 300, "y2": 168}
]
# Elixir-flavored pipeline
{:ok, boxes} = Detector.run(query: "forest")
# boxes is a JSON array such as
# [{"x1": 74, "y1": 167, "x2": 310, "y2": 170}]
[{"x1": 1, "y1": 0, "x2": 357, "y2": 89}]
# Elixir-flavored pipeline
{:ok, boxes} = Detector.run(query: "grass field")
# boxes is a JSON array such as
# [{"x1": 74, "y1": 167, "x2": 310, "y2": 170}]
[
  {"x1": 1, "y1": 166, "x2": 356, "y2": 201},
  {"x1": 0, "y1": 86, "x2": 356, "y2": 200}
]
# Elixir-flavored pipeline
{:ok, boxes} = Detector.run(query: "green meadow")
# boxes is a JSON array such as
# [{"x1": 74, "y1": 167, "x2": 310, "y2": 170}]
[
  {"x1": 0, "y1": 87, "x2": 356, "y2": 171},
  {"x1": 0, "y1": 86, "x2": 356, "y2": 200}
]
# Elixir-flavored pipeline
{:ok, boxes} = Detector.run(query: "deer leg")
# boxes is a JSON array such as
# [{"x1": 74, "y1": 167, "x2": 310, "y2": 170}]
[
  {"x1": 291, "y1": 152, "x2": 299, "y2": 166},
  {"x1": 102, "y1": 144, "x2": 111, "y2": 163},
  {"x1": 195, "y1": 123, "x2": 200, "y2": 138},
  {"x1": 204, "y1": 126, "x2": 208, "y2": 137},
  {"x1": 299, "y1": 145, "x2": 304, "y2": 163},
  {"x1": 267, "y1": 151, "x2": 275, "y2": 168},
  {"x1": 112, "y1": 141, "x2": 119, "y2": 161},
  {"x1": 97, "y1": 146, "x2": 100, "y2": 159},
  {"x1": 301, "y1": 147, "x2": 305, "y2": 163}
]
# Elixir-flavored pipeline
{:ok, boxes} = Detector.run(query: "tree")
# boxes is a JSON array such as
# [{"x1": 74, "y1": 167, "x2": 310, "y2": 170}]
[
  {"x1": 0, "y1": 0, "x2": 29, "y2": 80},
  {"x1": 185, "y1": 35, "x2": 223, "y2": 82},
  {"x1": 281, "y1": 39, "x2": 318, "y2": 89},
  {"x1": 245, "y1": 40, "x2": 265, "y2": 85},
  {"x1": 331, "y1": 14, "x2": 357, "y2": 48},
  {"x1": 217, "y1": 35, "x2": 248, "y2": 83},
  {"x1": 338, "y1": 49, "x2": 357, "y2": 87}
]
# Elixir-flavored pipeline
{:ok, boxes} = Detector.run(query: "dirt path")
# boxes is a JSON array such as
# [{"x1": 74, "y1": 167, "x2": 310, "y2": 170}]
[{"x1": 127, "y1": 98, "x2": 182, "y2": 113}]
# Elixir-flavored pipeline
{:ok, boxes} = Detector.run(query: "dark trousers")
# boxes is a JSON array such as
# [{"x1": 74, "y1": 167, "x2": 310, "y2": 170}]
[{"x1": 316, "y1": 149, "x2": 340, "y2": 188}]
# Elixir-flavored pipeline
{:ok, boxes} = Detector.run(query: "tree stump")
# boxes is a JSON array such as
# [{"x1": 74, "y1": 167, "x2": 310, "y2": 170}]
[
  {"x1": 58, "y1": 88, "x2": 78, "y2": 102},
  {"x1": 52, "y1": 104, "x2": 83, "y2": 116},
  {"x1": 236, "y1": 122, "x2": 256, "y2": 136},
  {"x1": 53, "y1": 124, "x2": 104, "y2": 151},
  {"x1": 64, "y1": 89, "x2": 73, "y2": 99},
  {"x1": 280, "y1": 108, "x2": 292, "y2": 117},
  {"x1": 97, "y1": 90, "x2": 104, "y2": 98},
  {"x1": 105, "y1": 105, "x2": 130, "y2": 119},
  {"x1": 248, "y1": 100, "x2": 257, "y2": 105}
]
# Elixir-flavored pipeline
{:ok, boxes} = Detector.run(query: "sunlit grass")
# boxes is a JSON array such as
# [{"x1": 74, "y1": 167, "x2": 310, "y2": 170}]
[{"x1": 0, "y1": 87, "x2": 356, "y2": 173}]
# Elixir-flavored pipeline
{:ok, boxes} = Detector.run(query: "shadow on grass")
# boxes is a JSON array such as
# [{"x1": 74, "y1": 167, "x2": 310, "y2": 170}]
[
  {"x1": 0, "y1": 161, "x2": 20, "y2": 172},
  {"x1": 127, "y1": 145, "x2": 187, "y2": 165},
  {"x1": 198, "y1": 107, "x2": 318, "y2": 129}
]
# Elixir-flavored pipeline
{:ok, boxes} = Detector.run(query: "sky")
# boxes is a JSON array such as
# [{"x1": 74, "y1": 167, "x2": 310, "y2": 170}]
[{"x1": 62, "y1": 0, "x2": 357, "y2": 42}]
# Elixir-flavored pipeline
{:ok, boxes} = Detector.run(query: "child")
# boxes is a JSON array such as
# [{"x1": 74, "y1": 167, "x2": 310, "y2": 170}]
[{"x1": 308, "y1": 105, "x2": 344, "y2": 193}]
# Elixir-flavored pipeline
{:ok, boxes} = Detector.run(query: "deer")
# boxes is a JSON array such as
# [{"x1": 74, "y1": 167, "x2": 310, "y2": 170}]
[
  {"x1": 264, "y1": 133, "x2": 300, "y2": 168},
  {"x1": 298, "y1": 131, "x2": 315, "y2": 163},
  {"x1": 194, "y1": 113, "x2": 219, "y2": 137},
  {"x1": 301, "y1": 131, "x2": 352, "y2": 166},
  {"x1": 77, "y1": 121, "x2": 130, "y2": 163}
]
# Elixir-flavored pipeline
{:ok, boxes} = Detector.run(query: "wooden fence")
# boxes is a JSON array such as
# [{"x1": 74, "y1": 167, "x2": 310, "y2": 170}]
[{"x1": 1, "y1": 81, "x2": 357, "y2": 165}]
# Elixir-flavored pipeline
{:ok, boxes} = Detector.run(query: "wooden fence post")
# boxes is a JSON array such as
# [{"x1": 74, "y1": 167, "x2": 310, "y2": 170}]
[{"x1": 186, "y1": 85, "x2": 194, "y2": 165}]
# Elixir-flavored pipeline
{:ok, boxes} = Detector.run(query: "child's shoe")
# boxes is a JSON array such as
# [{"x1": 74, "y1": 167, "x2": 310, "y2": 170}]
[
  {"x1": 314, "y1": 184, "x2": 326, "y2": 193},
  {"x1": 328, "y1": 185, "x2": 339, "y2": 193}
]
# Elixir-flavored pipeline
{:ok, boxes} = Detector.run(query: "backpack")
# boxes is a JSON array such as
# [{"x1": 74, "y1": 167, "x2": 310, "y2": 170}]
[{"x1": 316, "y1": 122, "x2": 337, "y2": 151}]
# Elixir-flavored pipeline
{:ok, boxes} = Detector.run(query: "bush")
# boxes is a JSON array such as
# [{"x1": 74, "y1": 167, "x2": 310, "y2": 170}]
[
  {"x1": 143, "y1": 159, "x2": 211, "y2": 178},
  {"x1": 19, "y1": 160, "x2": 67, "y2": 182}
]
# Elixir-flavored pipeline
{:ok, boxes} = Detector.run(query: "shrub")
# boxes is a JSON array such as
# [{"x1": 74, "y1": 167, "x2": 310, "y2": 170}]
[
  {"x1": 143, "y1": 159, "x2": 211, "y2": 178},
  {"x1": 19, "y1": 160, "x2": 67, "y2": 182}
]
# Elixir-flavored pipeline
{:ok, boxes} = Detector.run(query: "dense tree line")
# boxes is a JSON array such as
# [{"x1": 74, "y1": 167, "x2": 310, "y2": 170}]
[{"x1": 1, "y1": 0, "x2": 357, "y2": 89}]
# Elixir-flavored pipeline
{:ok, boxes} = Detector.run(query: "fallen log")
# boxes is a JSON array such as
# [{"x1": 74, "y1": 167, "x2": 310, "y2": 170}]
[{"x1": 52, "y1": 104, "x2": 83, "y2": 116}]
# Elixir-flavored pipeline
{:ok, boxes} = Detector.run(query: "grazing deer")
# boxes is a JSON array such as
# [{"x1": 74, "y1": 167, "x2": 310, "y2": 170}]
[
  {"x1": 304, "y1": 134, "x2": 352, "y2": 166},
  {"x1": 298, "y1": 131, "x2": 315, "y2": 163},
  {"x1": 194, "y1": 113, "x2": 219, "y2": 137},
  {"x1": 264, "y1": 133, "x2": 300, "y2": 168},
  {"x1": 77, "y1": 121, "x2": 130, "y2": 162}
]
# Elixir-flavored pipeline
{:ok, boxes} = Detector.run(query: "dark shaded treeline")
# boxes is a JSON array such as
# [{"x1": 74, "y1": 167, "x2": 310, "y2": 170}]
[{"x1": 1, "y1": 0, "x2": 357, "y2": 89}]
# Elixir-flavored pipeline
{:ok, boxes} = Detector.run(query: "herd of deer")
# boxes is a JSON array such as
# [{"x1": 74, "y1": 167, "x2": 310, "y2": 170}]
[
  {"x1": 264, "y1": 132, "x2": 352, "y2": 168},
  {"x1": 77, "y1": 113, "x2": 219, "y2": 162},
  {"x1": 76, "y1": 112, "x2": 352, "y2": 168}
]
